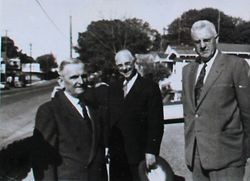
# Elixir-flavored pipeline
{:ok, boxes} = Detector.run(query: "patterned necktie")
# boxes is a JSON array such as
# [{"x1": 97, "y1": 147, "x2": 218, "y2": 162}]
[
  {"x1": 194, "y1": 63, "x2": 207, "y2": 105},
  {"x1": 123, "y1": 80, "x2": 129, "y2": 97},
  {"x1": 78, "y1": 100, "x2": 91, "y2": 120}
]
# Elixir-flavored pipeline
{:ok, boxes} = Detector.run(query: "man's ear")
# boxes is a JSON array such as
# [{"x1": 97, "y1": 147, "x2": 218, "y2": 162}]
[
  {"x1": 215, "y1": 35, "x2": 219, "y2": 43},
  {"x1": 58, "y1": 77, "x2": 65, "y2": 87}
]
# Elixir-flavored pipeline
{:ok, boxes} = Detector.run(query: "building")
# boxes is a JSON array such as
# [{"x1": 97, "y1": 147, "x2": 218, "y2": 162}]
[{"x1": 218, "y1": 43, "x2": 250, "y2": 65}]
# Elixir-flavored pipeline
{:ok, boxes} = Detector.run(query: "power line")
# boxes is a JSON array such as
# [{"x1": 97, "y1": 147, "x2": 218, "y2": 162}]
[
  {"x1": 88, "y1": 30, "x2": 115, "y2": 53},
  {"x1": 34, "y1": 0, "x2": 68, "y2": 40}
]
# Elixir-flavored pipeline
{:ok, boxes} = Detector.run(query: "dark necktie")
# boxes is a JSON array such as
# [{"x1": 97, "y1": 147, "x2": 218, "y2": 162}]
[
  {"x1": 78, "y1": 100, "x2": 91, "y2": 120},
  {"x1": 194, "y1": 63, "x2": 207, "y2": 105}
]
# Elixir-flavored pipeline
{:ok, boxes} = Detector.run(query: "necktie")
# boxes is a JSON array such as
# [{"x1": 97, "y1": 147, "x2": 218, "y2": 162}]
[
  {"x1": 123, "y1": 80, "x2": 129, "y2": 97},
  {"x1": 78, "y1": 100, "x2": 91, "y2": 120},
  {"x1": 194, "y1": 63, "x2": 207, "y2": 105}
]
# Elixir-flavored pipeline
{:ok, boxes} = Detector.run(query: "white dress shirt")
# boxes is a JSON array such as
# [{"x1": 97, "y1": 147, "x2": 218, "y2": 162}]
[
  {"x1": 195, "y1": 50, "x2": 218, "y2": 84},
  {"x1": 123, "y1": 73, "x2": 138, "y2": 97},
  {"x1": 64, "y1": 91, "x2": 90, "y2": 119}
]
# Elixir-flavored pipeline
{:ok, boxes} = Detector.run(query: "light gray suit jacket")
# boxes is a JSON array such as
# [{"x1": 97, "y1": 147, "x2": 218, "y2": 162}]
[{"x1": 182, "y1": 51, "x2": 250, "y2": 170}]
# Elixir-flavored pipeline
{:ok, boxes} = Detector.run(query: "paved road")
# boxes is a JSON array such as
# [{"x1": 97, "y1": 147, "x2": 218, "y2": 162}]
[
  {"x1": 160, "y1": 123, "x2": 192, "y2": 180},
  {"x1": 0, "y1": 80, "x2": 57, "y2": 149},
  {"x1": 0, "y1": 83, "x2": 190, "y2": 181}
]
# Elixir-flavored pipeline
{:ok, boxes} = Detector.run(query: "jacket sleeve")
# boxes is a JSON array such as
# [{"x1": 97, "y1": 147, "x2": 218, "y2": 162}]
[
  {"x1": 145, "y1": 82, "x2": 164, "y2": 155},
  {"x1": 32, "y1": 102, "x2": 60, "y2": 181},
  {"x1": 233, "y1": 59, "x2": 250, "y2": 158}
]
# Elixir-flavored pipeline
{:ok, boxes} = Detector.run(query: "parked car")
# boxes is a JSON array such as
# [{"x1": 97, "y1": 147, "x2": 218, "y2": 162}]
[{"x1": 0, "y1": 82, "x2": 10, "y2": 90}]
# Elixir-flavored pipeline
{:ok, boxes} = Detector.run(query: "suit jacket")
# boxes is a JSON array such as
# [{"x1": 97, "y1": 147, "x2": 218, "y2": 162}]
[
  {"x1": 32, "y1": 91, "x2": 106, "y2": 181},
  {"x1": 182, "y1": 51, "x2": 250, "y2": 170},
  {"x1": 108, "y1": 74, "x2": 164, "y2": 164}
]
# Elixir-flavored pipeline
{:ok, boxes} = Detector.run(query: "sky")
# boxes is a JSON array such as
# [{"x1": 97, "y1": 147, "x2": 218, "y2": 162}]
[{"x1": 1, "y1": 0, "x2": 250, "y2": 62}]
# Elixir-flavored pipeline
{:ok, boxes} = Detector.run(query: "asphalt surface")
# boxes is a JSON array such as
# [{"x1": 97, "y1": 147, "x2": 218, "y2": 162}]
[
  {"x1": 0, "y1": 80, "x2": 57, "y2": 180},
  {"x1": 0, "y1": 80, "x2": 57, "y2": 149}
]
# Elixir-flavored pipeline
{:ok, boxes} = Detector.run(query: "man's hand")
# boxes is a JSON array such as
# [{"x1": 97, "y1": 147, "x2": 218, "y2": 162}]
[
  {"x1": 145, "y1": 153, "x2": 156, "y2": 170},
  {"x1": 146, "y1": 165, "x2": 166, "y2": 181}
]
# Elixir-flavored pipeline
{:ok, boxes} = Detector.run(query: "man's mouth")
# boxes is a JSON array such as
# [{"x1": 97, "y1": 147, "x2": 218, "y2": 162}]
[{"x1": 121, "y1": 68, "x2": 131, "y2": 74}]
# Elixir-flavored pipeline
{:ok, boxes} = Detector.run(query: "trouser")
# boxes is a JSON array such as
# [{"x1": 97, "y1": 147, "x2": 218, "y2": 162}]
[
  {"x1": 192, "y1": 142, "x2": 244, "y2": 181},
  {"x1": 109, "y1": 126, "x2": 140, "y2": 181}
]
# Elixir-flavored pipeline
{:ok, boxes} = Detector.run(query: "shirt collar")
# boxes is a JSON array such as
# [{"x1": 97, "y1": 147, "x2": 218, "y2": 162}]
[
  {"x1": 64, "y1": 91, "x2": 80, "y2": 105},
  {"x1": 205, "y1": 49, "x2": 218, "y2": 67},
  {"x1": 123, "y1": 72, "x2": 138, "y2": 85}
]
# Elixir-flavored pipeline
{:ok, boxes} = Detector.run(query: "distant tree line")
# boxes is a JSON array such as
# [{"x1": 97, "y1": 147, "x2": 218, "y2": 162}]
[
  {"x1": 1, "y1": 36, "x2": 34, "y2": 63},
  {"x1": 75, "y1": 8, "x2": 250, "y2": 68},
  {"x1": 1, "y1": 7, "x2": 249, "y2": 79},
  {"x1": 1, "y1": 37, "x2": 57, "y2": 80},
  {"x1": 164, "y1": 8, "x2": 250, "y2": 46}
]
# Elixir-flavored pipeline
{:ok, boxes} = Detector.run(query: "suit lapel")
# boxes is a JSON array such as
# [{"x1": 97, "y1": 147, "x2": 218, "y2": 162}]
[
  {"x1": 196, "y1": 52, "x2": 225, "y2": 108},
  {"x1": 79, "y1": 92, "x2": 96, "y2": 146},
  {"x1": 86, "y1": 106, "x2": 96, "y2": 164},
  {"x1": 87, "y1": 107, "x2": 96, "y2": 133},
  {"x1": 187, "y1": 62, "x2": 199, "y2": 110},
  {"x1": 124, "y1": 74, "x2": 141, "y2": 100},
  {"x1": 57, "y1": 91, "x2": 84, "y2": 121}
]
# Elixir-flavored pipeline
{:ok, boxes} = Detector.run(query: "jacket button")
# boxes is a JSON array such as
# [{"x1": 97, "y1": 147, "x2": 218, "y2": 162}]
[{"x1": 195, "y1": 114, "x2": 199, "y2": 118}]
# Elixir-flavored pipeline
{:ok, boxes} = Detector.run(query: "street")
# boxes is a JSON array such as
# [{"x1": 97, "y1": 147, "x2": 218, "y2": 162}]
[
  {"x1": 0, "y1": 80, "x2": 57, "y2": 149},
  {"x1": 0, "y1": 81, "x2": 191, "y2": 181}
]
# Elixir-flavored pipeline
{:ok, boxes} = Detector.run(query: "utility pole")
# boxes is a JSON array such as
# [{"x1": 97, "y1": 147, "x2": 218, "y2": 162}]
[
  {"x1": 217, "y1": 10, "x2": 221, "y2": 41},
  {"x1": 70, "y1": 15, "x2": 73, "y2": 58},
  {"x1": 160, "y1": 27, "x2": 167, "y2": 52},
  {"x1": 178, "y1": 18, "x2": 181, "y2": 45},
  {"x1": 4, "y1": 30, "x2": 8, "y2": 83},
  {"x1": 29, "y1": 43, "x2": 32, "y2": 84}
]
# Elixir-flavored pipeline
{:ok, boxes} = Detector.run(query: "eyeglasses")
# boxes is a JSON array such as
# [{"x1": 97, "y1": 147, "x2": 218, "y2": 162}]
[
  {"x1": 193, "y1": 35, "x2": 218, "y2": 44},
  {"x1": 116, "y1": 61, "x2": 133, "y2": 69}
]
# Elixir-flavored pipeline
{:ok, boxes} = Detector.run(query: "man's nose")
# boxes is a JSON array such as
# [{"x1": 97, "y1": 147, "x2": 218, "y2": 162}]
[
  {"x1": 200, "y1": 41, "x2": 206, "y2": 51},
  {"x1": 78, "y1": 76, "x2": 83, "y2": 84},
  {"x1": 200, "y1": 40, "x2": 206, "y2": 51}
]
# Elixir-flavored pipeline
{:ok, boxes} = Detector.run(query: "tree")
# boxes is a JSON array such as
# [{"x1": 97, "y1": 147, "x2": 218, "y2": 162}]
[
  {"x1": 36, "y1": 53, "x2": 57, "y2": 73},
  {"x1": 1, "y1": 36, "x2": 35, "y2": 64},
  {"x1": 1, "y1": 36, "x2": 19, "y2": 58},
  {"x1": 234, "y1": 21, "x2": 250, "y2": 44},
  {"x1": 74, "y1": 18, "x2": 158, "y2": 66},
  {"x1": 166, "y1": 8, "x2": 246, "y2": 45},
  {"x1": 18, "y1": 51, "x2": 34, "y2": 64}
]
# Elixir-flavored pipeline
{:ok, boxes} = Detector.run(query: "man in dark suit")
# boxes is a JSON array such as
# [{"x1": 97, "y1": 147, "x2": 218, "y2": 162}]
[
  {"x1": 108, "y1": 49, "x2": 164, "y2": 181},
  {"x1": 32, "y1": 58, "x2": 107, "y2": 181},
  {"x1": 182, "y1": 20, "x2": 250, "y2": 181}
]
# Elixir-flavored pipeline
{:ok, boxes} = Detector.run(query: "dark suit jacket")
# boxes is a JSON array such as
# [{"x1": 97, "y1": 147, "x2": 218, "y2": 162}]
[
  {"x1": 182, "y1": 51, "x2": 250, "y2": 170},
  {"x1": 108, "y1": 74, "x2": 164, "y2": 164},
  {"x1": 32, "y1": 91, "x2": 106, "y2": 181}
]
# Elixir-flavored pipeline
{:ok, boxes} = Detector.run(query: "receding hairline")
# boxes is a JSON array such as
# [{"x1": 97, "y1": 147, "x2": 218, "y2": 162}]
[
  {"x1": 191, "y1": 20, "x2": 217, "y2": 38},
  {"x1": 59, "y1": 58, "x2": 84, "y2": 73},
  {"x1": 115, "y1": 49, "x2": 135, "y2": 62}
]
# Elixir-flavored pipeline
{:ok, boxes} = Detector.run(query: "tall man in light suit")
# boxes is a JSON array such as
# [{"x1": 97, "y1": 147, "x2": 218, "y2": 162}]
[
  {"x1": 108, "y1": 49, "x2": 164, "y2": 181},
  {"x1": 182, "y1": 20, "x2": 250, "y2": 181},
  {"x1": 32, "y1": 59, "x2": 107, "y2": 181}
]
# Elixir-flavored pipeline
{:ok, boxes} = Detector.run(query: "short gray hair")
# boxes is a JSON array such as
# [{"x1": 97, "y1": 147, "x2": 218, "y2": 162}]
[
  {"x1": 191, "y1": 20, "x2": 217, "y2": 38},
  {"x1": 59, "y1": 58, "x2": 83, "y2": 73}
]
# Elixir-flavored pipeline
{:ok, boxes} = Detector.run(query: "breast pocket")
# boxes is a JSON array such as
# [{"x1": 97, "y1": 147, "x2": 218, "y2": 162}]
[{"x1": 211, "y1": 83, "x2": 235, "y2": 97}]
